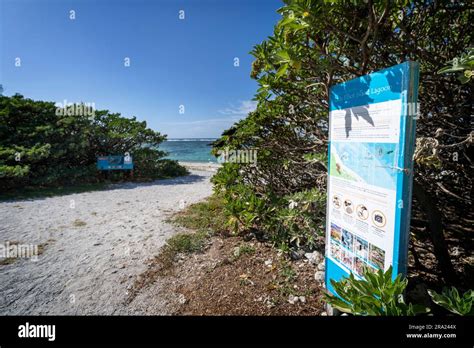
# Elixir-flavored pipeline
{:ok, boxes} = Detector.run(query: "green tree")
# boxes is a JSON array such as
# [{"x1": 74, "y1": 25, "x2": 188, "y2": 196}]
[
  {"x1": 212, "y1": 0, "x2": 472, "y2": 284},
  {"x1": 0, "y1": 94, "x2": 186, "y2": 192}
]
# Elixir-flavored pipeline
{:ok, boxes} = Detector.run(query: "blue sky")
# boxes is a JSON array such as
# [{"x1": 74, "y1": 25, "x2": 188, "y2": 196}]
[{"x1": 0, "y1": 0, "x2": 281, "y2": 138}]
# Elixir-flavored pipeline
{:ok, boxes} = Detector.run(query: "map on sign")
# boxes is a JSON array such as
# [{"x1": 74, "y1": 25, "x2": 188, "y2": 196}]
[{"x1": 330, "y1": 142, "x2": 397, "y2": 190}]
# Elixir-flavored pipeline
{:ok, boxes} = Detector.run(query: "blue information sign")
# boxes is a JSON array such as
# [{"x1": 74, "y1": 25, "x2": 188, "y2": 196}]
[
  {"x1": 97, "y1": 155, "x2": 133, "y2": 170},
  {"x1": 325, "y1": 62, "x2": 419, "y2": 294}
]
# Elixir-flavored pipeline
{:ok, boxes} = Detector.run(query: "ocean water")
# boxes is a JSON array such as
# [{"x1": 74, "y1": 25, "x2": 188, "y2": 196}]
[{"x1": 159, "y1": 139, "x2": 217, "y2": 163}]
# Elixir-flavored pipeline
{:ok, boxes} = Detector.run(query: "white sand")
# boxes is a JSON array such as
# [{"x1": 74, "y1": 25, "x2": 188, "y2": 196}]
[
  {"x1": 0, "y1": 169, "x2": 213, "y2": 315},
  {"x1": 179, "y1": 161, "x2": 221, "y2": 172}
]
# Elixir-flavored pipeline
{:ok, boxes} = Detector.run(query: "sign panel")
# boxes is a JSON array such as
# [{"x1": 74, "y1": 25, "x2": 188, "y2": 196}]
[
  {"x1": 97, "y1": 154, "x2": 133, "y2": 170},
  {"x1": 325, "y1": 62, "x2": 419, "y2": 295}
]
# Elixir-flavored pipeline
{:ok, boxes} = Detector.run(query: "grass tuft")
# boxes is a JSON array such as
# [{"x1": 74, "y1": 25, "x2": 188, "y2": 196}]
[
  {"x1": 0, "y1": 258, "x2": 16, "y2": 266},
  {"x1": 232, "y1": 243, "x2": 256, "y2": 260},
  {"x1": 126, "y1": 195, "x2": 227, "y2": 303},
  {"x1": 171, "y1": 195, "x2": 227, "y2": 232},
  {"x1": 73, "y1": 219, "x2": 87, "y2": 227}
]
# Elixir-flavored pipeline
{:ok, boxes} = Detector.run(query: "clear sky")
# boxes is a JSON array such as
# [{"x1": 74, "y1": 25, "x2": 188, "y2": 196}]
[{"x1": 0, "y1": 0, "x2": 281, "y2": 138}]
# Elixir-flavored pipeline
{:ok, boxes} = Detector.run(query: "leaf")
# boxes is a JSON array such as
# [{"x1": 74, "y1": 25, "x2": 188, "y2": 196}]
[
  {"x1": 323, "y1": 266, "x2": 428, "y2": 316},
  {"x1": 428, "y1": 287, "x2": 473, "y2": 316},
  {"x1": 275, "y1": 63, "x2": 289, "y2": 79},
  {"x1": 276, "y1": 50, "x2": 290, "y2": 62},
  {"x1": 291, "y1": 60, "x2": 302, "y2": 71},
  {"x1": 278, "y1": 16, "x2": 296, "y2": 27},
  {"x1": 457, "y1": 74, "x2": 470, "y2": 84},
  {"x1": 437, "y1": 66, "x2": 467, "y2": 74}
]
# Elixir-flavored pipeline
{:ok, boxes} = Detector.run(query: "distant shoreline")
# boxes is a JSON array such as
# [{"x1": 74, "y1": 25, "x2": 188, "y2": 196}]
[
  {"x1": 179, "y1": 161, "x2": 221, "y2": 172},
  {"x1": 166, "y1": 138, "x2": 217, "y2": 142}
]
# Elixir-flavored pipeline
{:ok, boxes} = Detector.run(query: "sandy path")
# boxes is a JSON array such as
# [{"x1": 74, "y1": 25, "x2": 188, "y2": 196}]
[{"x1": 0, "y1": 169, "x2": 213, "y2": 315}]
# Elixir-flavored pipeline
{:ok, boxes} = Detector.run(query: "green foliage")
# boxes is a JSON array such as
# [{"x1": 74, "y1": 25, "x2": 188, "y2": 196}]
[
  {"x1": 212, "y1": 167, "x2": 325, "y2": 248},
  {"x1": 438, "y1": 47, "x2": 474, "y2": 84},
  {"x1": 428, "y1": 287, "x2": 473, "y2": 316},
  {"x1": 0, "y1": 94, "x2": 186, "y2": 192},
  {"x1": 325, "y1": 267, "x2": 430, "y2": 316}
]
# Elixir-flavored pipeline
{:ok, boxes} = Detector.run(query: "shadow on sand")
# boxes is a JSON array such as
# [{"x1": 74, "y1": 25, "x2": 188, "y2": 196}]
[
  {"x1": 110, "y1": 173, "x2": 207, "y2": 189},
  {"x1": 0, "y1": 172, "x2": 208, "y2": 203}
]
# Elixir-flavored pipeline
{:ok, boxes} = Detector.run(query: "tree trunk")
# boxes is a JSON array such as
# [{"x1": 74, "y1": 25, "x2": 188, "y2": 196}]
[{"x1": 412, "y1": 181, "x2": 456, "y2": 284}]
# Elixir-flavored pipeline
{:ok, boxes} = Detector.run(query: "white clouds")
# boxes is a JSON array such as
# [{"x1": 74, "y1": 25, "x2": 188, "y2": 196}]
[
  {"x1": 160, "y1": 118, "x2": 236, "y2": 126},
  {"x1": 159, "y1": 118, "x2": 238, "y2": 138},
  {"x1": 159, "y1": 100, "x2": 257, "y2": 138},
  {"x1": 218, "y1": 100, "x2": 257, "y2": 118}
]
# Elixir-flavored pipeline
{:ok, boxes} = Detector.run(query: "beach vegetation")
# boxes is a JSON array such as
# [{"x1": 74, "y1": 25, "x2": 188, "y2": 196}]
[
  {"x1": 0, "y1": 257, "x2": 16, "y2": 266},
  {"x1": 325, "y1": 266, "x2": 430, "y2": 316},
  {"x1": 232, "y1": 243, "x2": 256, "y2": 260},
  {"x1": 72, "y1": 219, "x2": 87, "y2": 227},
  {"x1": 0, "y1": 94, "x2": 187, "y2": 194},
  {"x1": 428, "y1": 287, "x2": 473, "y2": 316},
  {"x1": 325, "y1": 267, "x2": 472, "y2": 316},
  {"x1": 211, "y1": 0, "x2": 472, "y2": 286},
  {"x1": 153, "y1": 230, "x2": 210, "y2": 273},
  {"x1": 166, "y1": 231, "x2": 209, "y2": 254},
  {"x1": 171, "y1": 195, "x2": 227, "y2": 233},
  {"x1": 154, "y1": 196, "x2": 227, "y2": 271}
]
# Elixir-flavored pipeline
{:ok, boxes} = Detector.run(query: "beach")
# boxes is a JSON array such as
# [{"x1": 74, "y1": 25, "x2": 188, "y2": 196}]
[
  {"x1": 0, "y1": 166, "x2": 215, "y2": 315},
  {"x1": 179, "y1": 161, "x2": 221, "y2": 172}
]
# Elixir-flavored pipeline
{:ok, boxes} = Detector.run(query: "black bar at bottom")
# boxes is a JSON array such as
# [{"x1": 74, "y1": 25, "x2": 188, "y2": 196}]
[{"x1": 0, "y1": 315, "x2": 471, "y2": 346}]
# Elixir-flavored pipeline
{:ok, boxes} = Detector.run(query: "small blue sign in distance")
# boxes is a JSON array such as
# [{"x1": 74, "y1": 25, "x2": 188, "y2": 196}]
[{"x1": 97, "y1": 155, "x2": 133, "y2": 170}]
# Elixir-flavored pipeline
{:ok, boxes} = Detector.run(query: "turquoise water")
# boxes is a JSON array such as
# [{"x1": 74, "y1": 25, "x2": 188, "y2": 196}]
[{"x1": 159, "y1": 139, "x2": 217, "y2": 163}]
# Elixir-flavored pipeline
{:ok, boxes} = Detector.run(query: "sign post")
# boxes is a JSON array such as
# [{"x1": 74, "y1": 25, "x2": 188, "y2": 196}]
[{"x1": 324, "y1": 62, "x2": 420, "y2": 297}]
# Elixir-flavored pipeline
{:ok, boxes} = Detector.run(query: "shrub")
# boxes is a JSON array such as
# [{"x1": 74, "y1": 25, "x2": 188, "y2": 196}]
[
  {"x1": 0, "y1": 94, "x2": 187, "y2": 191},
  {"x1": 428, "y1": 287, "x2": 473, "y2": 316},
  {"x1": 211, "y1": 0, "x2": 472, "y2": 281},
  {"x1": 212, "y1": 171, "x2": 325, "y2": 249},
  {"x1": 324, "y1": 267, "x2": 430, "y2": 316}
]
